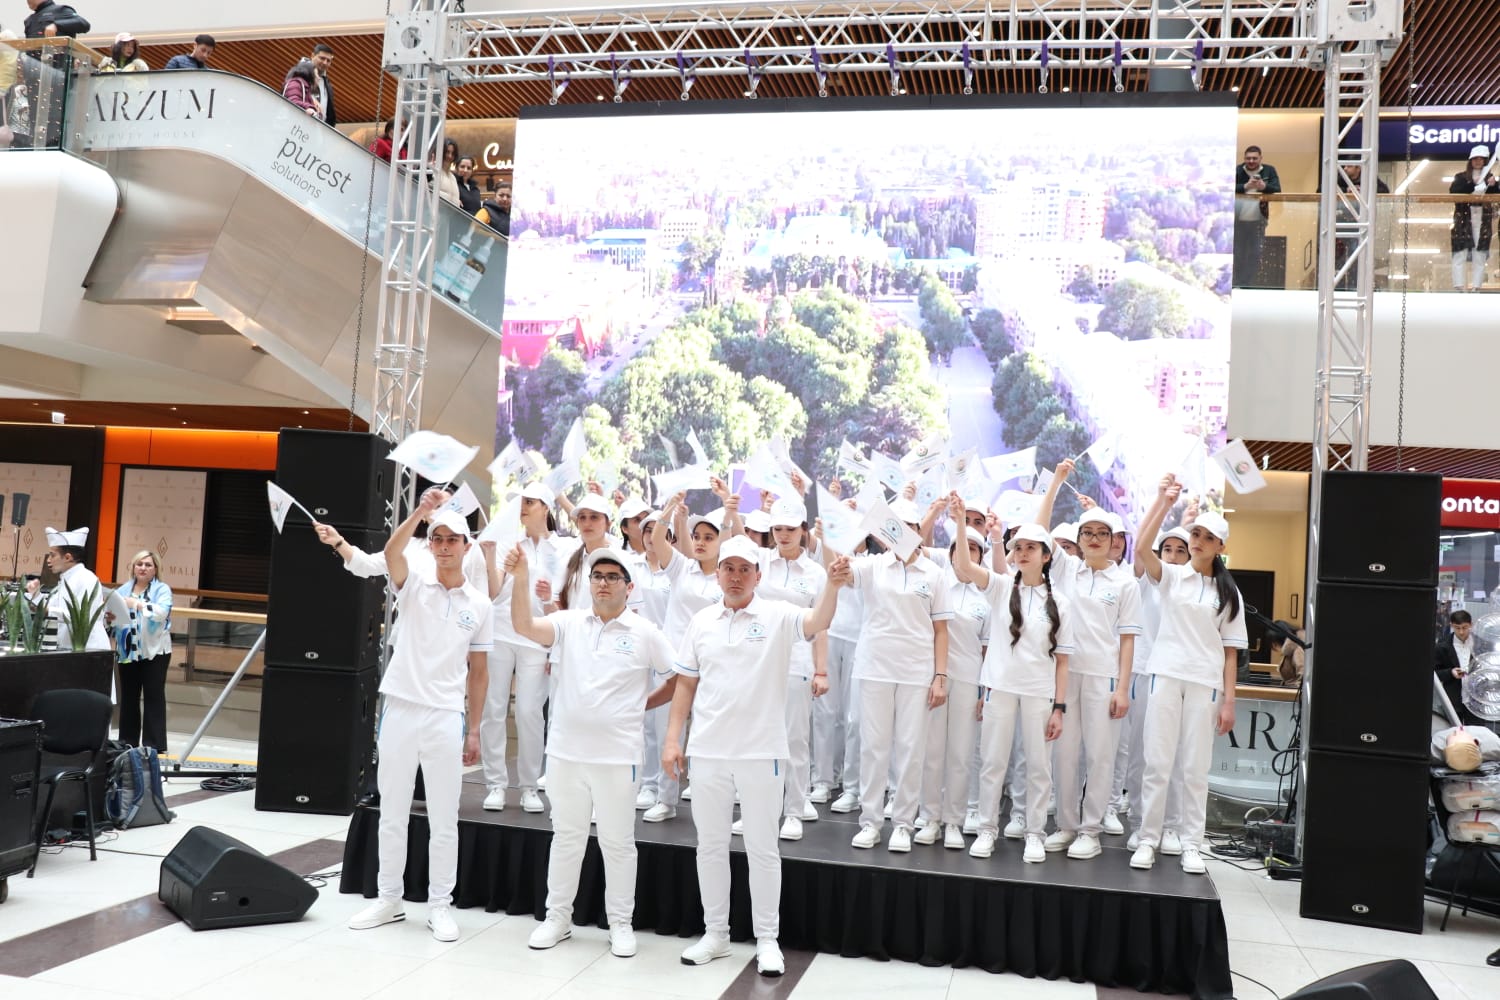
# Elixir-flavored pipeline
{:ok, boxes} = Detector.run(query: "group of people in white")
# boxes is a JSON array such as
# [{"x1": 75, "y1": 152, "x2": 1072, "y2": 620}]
[{"x1": 311, "y1": 455, "x2": 1246, "y2": 976}]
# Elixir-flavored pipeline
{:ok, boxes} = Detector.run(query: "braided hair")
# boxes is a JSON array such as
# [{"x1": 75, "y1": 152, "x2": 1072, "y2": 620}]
[
  {"x1": 1209, "y1": 554, "x2": 1242, "y2": 624},
  {"x1": 1008, "y1": 557, "x2": 1061, "y2": 658}
]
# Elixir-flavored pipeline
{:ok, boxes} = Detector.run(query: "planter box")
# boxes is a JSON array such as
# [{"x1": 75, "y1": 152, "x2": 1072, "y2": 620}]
[{"x1": 0, "y1": 651, "x2": 114, "y2": 719}]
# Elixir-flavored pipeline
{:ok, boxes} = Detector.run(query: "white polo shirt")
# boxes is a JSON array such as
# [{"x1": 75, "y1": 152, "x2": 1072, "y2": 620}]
[
  {"x1": 944, "y1": 574, "x2": 991, "y2": 687},
  {"x1": 756, "y1": 551, "x2": 826, "y2": 677},
  {"x1": 380, "y1": 566, "x2": 494, "y2": 712},
  {"x1": 849, "y1": 552, "x2": 954, "y2": 687},
  {"x1": 674, "y1": 596, "x2": 809, "y2": 759},
  {"x1": 828, "y1": 579, "x2": 865, "y2": 643},
  {"x1": 1048, "y1": 551, "x2": 1143, "y2": 678},
  {"x1": 491, "y1": 533, "x2": 566, "y2": 650},
  {"x1": 1144, "y1": 562, "x2": 1248, "y2": 691},
  {"x1": 661, "y1": 548, "x2": 722, "y2": 645},
  {"x1": 1132, "y1": 578, "x2": 1163, "y2": 675},
  {"x1": 547, "y1": 608, "x2": 675, "y2": 766},
  {"x1": 978, "y1": 573, "x2": 1076, "y2": 699}
]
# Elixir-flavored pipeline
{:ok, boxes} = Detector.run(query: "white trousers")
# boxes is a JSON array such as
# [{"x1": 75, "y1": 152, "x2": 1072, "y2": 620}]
[
  {"x1": 1006, "y1": 726, "x2": 1028, "y2": 826},
  {"x1": 544, "y1": 758, "x2": 640, "y2": 927},
  {"x1": 1137, "y1": 674, "x2": 1217, "y2": 851},
  {"x1": 977, "y1": 692, "x2": 1053, "y2": 838},
  {"x1": 919, "y1": 679, "x2": 980, "y2": 826},
  {"x1": 482, "y1": 643, "x2": 549, "y2": 790},
  {"x1": 1123, "y1": 672, "x2": 1183, "y2": 832},
  {"x1": 1053, "y1": 673, "x2": 1124, "y2": 836},
  {"x1": 376, "y1": 697, "x2": 463, "y2": 905},
  {"x1": 783, "y1": 674, "x2": 814, "y2": 818},
  {"x1": 841, "y1": 661, "x2": 863, "y2": 790},
  {"x1": 857, "y1": 680, "x2": 929, "y2": 830},
  {"x1": 643, "y1": 672, "x2": 682, "y2": 804},
  {"x1": 1453, "y1": 249, "x2": 1489, "y2": 290},
  {"x1": 690, "y1": 757, "x2": 783, "y2": 940},
  {"x1": 812, "y1": 636, "x2": 857, "y2": 785}
]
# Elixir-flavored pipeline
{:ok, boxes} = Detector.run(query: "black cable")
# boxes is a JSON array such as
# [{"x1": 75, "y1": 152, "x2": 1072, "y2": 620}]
[
  {"x1": 200, "y1": 775, "x2": 256, "y2": 792},
  {"x1": 1232, "y1": 968, "x2": 1282, "y2": 999}
]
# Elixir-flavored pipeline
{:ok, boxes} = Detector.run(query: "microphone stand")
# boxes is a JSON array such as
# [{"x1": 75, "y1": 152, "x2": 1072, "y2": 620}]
[{"x1": 1245, "y1": 604, "x2": 1310, "y2": 651}]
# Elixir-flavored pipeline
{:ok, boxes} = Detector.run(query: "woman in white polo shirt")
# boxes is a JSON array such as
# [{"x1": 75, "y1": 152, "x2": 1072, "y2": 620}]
[
  {"x1": 949, "y1": 501, "x2": 1073, "y2": 864},
  {"x1": 547, "y1": 493, "x2": 616, "y2": 612},
  {"x1": 846, "y1": 498, "x2": 953, "y2": 853},
  {"x1": 1130, "y1": 474, "x2": 1246, "y2": 875}
]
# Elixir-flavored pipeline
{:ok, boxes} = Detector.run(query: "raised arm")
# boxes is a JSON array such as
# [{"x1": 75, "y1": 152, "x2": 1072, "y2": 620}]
[
  {"x1": 385, "y1": 491, "x2": 441, "y2": 589},
  {"x1": 503, "y1": 544, "x2": 556, "y2": 646},
  {"x1": 918, "y1": 497, "x2": 945, "y2": 546},
  {"x1": 1036, "y1": 457, "x2": 1074, "y2": 530},
  {"x1": 802, "y1": 556, "x2": 850, "y2": 638},
  {"x1": 650, "y1": 493, "x2": 684, "y2": 568},
  {"x1": 1133, "y1": 474, "x2": 1181, "y2": 584},
  {"x1": 947, "y1": 493, "x2": 991, "y2": 588}
]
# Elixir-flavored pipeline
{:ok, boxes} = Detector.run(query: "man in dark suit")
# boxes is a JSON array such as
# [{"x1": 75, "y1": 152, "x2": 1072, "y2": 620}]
[{"x1": 1435, "y1": 610, "x2": 1480, "y2": 726}]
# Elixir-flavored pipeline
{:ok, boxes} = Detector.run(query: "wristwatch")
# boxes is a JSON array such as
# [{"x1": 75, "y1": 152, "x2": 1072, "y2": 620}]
[{"x1": 1052, "y1": 702, "x2": 1067, "y2": 713}]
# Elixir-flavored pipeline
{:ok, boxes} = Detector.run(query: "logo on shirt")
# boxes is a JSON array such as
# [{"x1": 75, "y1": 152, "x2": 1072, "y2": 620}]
[
  {"x1": 455, "y1": 610, "x2": 478, "y2": 632},
  {"x1": 1097, "y1": 589, "x2": 1118, "y2": 605},
  {"x1": 966, "y1": 602, "x2": 989, "y2": 622},
  {"x1": 613, "y1": 635, "x2": 637, "y2": 654},
  {"x1": 792, "y1": 579, "x2": 813, "y2": 595},
  {"x1": 911, "y1": 580, "x2": 932, "y2": 598},
  {"x1": 744, "y1": 621, "x2": 768, "y2": 643}
]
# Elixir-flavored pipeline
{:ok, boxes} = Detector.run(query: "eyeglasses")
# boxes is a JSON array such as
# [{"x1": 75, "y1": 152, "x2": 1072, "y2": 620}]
[
  {"x1": 590, "y1": 572, "x2": 627, "y2": 584},
  {"x1": 1078, "y1": 529, "x2": 1112, "y2": 541}
]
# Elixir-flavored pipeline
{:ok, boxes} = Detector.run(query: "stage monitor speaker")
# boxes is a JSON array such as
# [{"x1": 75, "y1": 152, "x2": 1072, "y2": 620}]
[
  {"x1": 1300, "y1": 751, "x2": 1428, "y2": 933},
  {"x1": 1317, "y1": 471, "x2": 1440, "y2": 587},
  {"x1": 1306, "y1": 582, "x2": 1436, "y2": 760},
  {"x1": 1284, "y1": 959, "x2": 1439, "y2": 999},
  {"x1": 255, "y1": 666, "x2": 378, "y2": 815},
  {"x1": 274, "y1": 429, "x2": 393, "y2": 530},
  {"x1": 266, "y1": 525, "x2": 386, "y2": 670},
  {"x1": 159, "y1": 826, "x2": 317, "y2": 930}
]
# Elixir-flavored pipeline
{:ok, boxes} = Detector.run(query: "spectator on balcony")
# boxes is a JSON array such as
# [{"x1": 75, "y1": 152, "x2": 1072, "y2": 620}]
[
  {"x1": 284, "y1": 43, "x2": 336, "y2": 126},
  {"x1": 477, "y1": 182, "x2": 511, "y2": 237},
  {"x1": 1233, "y1": 146, "x2": 1281, "y2": 288},
  {"x1": 455, "y1": 155, "x2": 483, "y2": 215},
  {"x1": 22, "y1": 1, "x2": 89, "y2": 39},
  {"x1": 164, "y1": 34, "x2": 215, "y2": 70},
  {"x1": 1320, "y1": 162, "x2": 1390, "y2": 291},
  {"x1": 281, "y1": 59, "x2": 323, "y2": 118},
  {"x1": 99, "y1": 32, "x2": 147, "y2": 73},
  {"x1": 436, "y1": 137, "x2": 461, "y2": 207},
  {"x1": 1450, "y1": 145, "x2": 1500, "y2": 293},
  {"x1": 369, "y1": 119, "x2": 394, "y2": 161}
]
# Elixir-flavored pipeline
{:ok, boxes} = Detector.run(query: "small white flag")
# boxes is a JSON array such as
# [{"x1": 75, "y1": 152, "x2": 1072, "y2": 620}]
[
  {"x1": 545, "y1": 458, "x2": 583, "y2": 496},
  {"x1": 859, "y1": 497, "x2": 923, "y2": 561},
  {"x1": 913, "y1": 463, "x2": 946, "y2": 509},
  {"x1": 981, "y1": 446, "x2": 1037, "y2": 486},
  {"x1": 1211, "y1": 438, "x2": 1268, "y2": 495},
  {"x1": 658, "y1": 434, "x2": 680, "y2": 468},
  {"x1": 591, "y1": 460, "x2": 620, "y2": 495},
  {"x1": 1082, "y1": 430, "x2": 1120, "y2": 475},
  {"x1": 743, "y1": 444, "x2": 797, "y2": 498},
  {"x1": 652, "y1": 464, "x2": 713, "y2": 498},
  {"x1": 901, "y1": 432, "x2": 949, "y2": 476},
  {"x1": 854, "y1": 475, "x2": 887, "y2": 513},
  {"x1": 868, "y1": 450, "x2": 908, "y2": 492},
  {"x1": 561, "y1": 417, "x2": 587, "y2": 465},
  {"x1": 685, "y1": 428, "x2": 710, "y2": 469},
  {"x1": 478, "y1": 494, "x2": 521, "y2": 549},
  {"x1": 1033, "y1": 467, "x2": 1055, "y2": 495},
  {"x1": 265, "y1": 481, "x2": 313, "y2": 533},
  {"x1": 837, "y1": 438, "x2": 871, "y2": 477},
  {"x1": 768, "y1": 436, "x2": 812, "y2": 495},
  {"x1": 1180, "y1": 440, "x2": 1208, "y2": 496},
  {"x1": 388, "y1": 430, "x2": 479, "y2": 485},
  {"x1": 817, "y1": 484, "x2": 865, "y2": 556},
  {"x1": 995, "y1": 489, "x2": 1043, "y2": 526},
  {"x1": 487, "y1": 439, "x2": 530, "y2": 483},
  {"x1": 442, "y1": 482, "x2": 482, "y2": 518},
  {"x1": 947, "y1": 447, "x2": 979, "y2": 494}
]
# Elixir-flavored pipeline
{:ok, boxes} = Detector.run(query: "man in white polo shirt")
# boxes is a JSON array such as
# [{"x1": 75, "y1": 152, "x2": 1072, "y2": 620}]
[
  {"x1": 662, "y1": 536, "x2": 850, "y2": 978},
  {"x1": 348, "y1": 496, "x2": 493, "y2": 943},
  {"x1": 503, "y1": 545, "x2": 678, "y2": 959}
]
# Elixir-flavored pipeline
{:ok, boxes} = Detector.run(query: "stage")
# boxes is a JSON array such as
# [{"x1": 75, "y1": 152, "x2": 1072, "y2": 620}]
[{"x1": 340, "y1": 777, "x2": 1232, "y2": 999}]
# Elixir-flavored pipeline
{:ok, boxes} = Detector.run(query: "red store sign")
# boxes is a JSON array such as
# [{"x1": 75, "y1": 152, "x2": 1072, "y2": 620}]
[{"x1": 1442, "y1": 478, "x2": 1500, "y2": 529}]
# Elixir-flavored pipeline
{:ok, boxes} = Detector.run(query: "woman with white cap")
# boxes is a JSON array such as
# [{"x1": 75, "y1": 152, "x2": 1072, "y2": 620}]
[
  {"x1": 547, "y1": 492, "x2": 617, "y2": 613},
  {"x1": 846, "y1": 498, "x2": 952, "y2": 853},
  {"x1": 949, "y1": 499, "x2": 1073, "y2": 864},
  {"x1": 1450, "y1": 146, "x2": 1500, "y2": 292},
  {"x1": 1034, "y1": 460, "x2": 1142, "y2": 861},
  {"x1": 99, "y1": 33, "x2": 148, "y2": 72},
  {"x1": 1130, "y1": 475, "x2": 1247, "y2": 874},
  {"x1": 914, "y1": 525, "x2": 990, "y2": 849}
]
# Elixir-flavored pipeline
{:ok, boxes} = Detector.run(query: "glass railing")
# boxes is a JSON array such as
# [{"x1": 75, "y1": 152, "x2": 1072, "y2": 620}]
[
  {"x1": 0, "y1": 38, "x2": 95, "y2": 151},
  {"x1": 1232, "y1": 192, "x2": 1500, "y2": 293}
]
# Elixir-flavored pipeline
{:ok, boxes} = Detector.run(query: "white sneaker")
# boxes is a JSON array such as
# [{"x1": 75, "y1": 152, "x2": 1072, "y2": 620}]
[
  {"x1": 1127, "y1": 832, "x2": 1140, "y2": 851},
  {"x1": 537, "y1": 774, "x2": 547, "y2": 790},
  {"x1": 969, "y1": 831, "x2": 996, "y2": 858},
  {"x1": 349, "y1": 897, "x2": 405, "y2": 930},
  {"x1": 1023, "y1": 835, "x2": 1046, "y2": 864},
  {"x1": 1043, "y1": 830, "x2": 1075, "y2": 853},
  {"x1": 635, "y1": 788, "x2": 657, "y2": 810},
  {"x1": 609, "y1": 924, "x2": 637, "y2": 957},
  {"x1": 963, "y1": 809, "x2": 980, "y2": 835},
  {"x1": 681, "y1": 785, "x2": 692, "y2": 801},
  {"x1": 642, "y1": 803, "x2": 676, "y2": 823},
  {"x1": 830, "y1": 790, "x2": 859, "y2": 813},
  {"x1": 851, "y1": 823, "x2": 881, "y2": 849},
  {"x1": 427, "y1": 905, "x2": 459, "y2": 942},
  {"x1": 1102, "y1": 809, "x2": 1125, "y2": 836},
  {"x1": 730, "y1": 819, "x2": 744, "y2": 836},
  {"x1": 1160, "y1": 830, "x2": 1183, "y2": 856},
  {"x1": 756, "y1": 938, "x2": 785, "y2": 977},
  {"x1": 780, "y1": 816, "x2": 803, "y2": 841},
  {"x1": 912, "y1": 821, "x2": 941, "y2": 846},
  {"x1": 809, "y1": 782, "x2": 832, "y2": 804},
  {"x1": 1130, "y1": 844, "x2": 1156, "y2": 870},
  {"x1": 1067, "y1": 833, "x2": 1102, "y2": 860},
  {"x1": 801, "y1": 802, "x2": 819, "y2": 822},
  {"x1": 1002, "y1": 818, "x2": 1024, "y2": 840},
  {"x1": 482, "y1": 786, "x2": 506, "y2": 811},
  {"x1": 520, "y1": 788, "x2": 545, "y2": 813},
  {"x1": 529, "y1": 918, "x2": 572, "y2": 949},
  {"x1": 680, "y1": 933, "x2": 732, "y2": 965},
  {"x1": 888, "y1": 825, "x2": 913, "y2": 853},
  {"x1": 1180, "y1": 847, "x2": 1207, "y2": 875},
  {"x1": 944, "y1": 824, "x2": 966, "y2": 850}
]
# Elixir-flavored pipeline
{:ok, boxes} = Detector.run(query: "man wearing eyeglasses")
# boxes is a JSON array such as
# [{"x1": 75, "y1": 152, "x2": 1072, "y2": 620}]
[{"x1": 504, "y1": 545, "x2": 678, "y2": 960}]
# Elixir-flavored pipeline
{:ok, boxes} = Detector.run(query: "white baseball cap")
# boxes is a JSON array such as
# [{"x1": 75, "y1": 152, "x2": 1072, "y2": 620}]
[
  {"x1": 957, "y1": 526, "x2": 989, "y2": 552},
  {"x1": 585, "y1": 547, "x2": 633, "y2": 583},
  {"x1": 888, "y1": 498, "x2": 923, "y2": 525},
  {"x1": 427, "y1": 510, "x2": 471, "y2": 539},
  {"x1": 1076, "y1": 509, "x2": 1111, "y2": 531},
  {"x1": 617, "y1": 497, "x2": 650, "y2": 521},
  {"x1": 743, "y1": 509, "x2": 773, "y2": 534},
  {"x1": 717, "y1": 535, "x2": 763, "y2": 568},
  {"x1": 520, "y1": 481, "x2": 556, "y2": 505},
  {"x1": 1154, "y1": 526, "x2": 1191, "y2": 552},
  {"x1": 1104, "y1": 511, "x2": 1127, "y2": 535},
  {"x1": 1006, "y1": 523, "x2": 1053, "y2": 553},
  {"x1": 1193, "y1": 511, "x2": 1230, "y2": 543},
  {"x1": 1050, "y1": 522, "x2": 1077, "y2": 545},
  {"x1": 572, "y1": 494, "x2": 613, "y2": 519},
  {"x1": 1471, "y1": 145, "x2": 1491, "y2": 161},
  {"x1": 687, "y1": 509, "x2": 724, "y2": 535},
  {"x1": 769, "y1": 498, "x2": 807, "y2": 528}
]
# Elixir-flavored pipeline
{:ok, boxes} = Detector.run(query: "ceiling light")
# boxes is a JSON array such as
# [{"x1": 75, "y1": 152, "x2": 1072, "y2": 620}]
[
  {"x1": 1231, "y1": 85, "x2": 1240, "y2": 93},
  {"x1": 1061, "y1": 86, "x2": 1071, "y2": 93},
  {"x1": 1396, "y1": 217, "x2": 1451, "y2": 225},
  {"x1": 596, "y1": 94, "x2": 605, "y2": 101}
]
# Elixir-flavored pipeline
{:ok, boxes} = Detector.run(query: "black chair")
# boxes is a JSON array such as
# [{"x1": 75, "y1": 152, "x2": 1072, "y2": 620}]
[{"x1": 27, "y1": 688, "x2": 113, "y2": 877}]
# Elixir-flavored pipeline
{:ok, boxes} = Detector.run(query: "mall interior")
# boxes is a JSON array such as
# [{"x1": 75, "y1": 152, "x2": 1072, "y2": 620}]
[{"x1": 1, "y1": 2, "x2": 1499, "y2": 999}]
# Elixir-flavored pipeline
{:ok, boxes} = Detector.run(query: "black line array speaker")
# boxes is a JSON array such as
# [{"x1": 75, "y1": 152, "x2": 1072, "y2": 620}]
[
  {"x1": 1316, "y1": 471, "x2": 1441, "y2": 586},
  {"x1": 255, "y1": 666, "x2": 378, "y2": 815},
  {"x1": 273, "y1": 429, "x2": 393, "y2": 530},
  {"x1": 266, "y1": 526, "x2": 387, "y2": 670},
  {"x1": 159, "y1": 826, "x2": 317, "y2": 930},
  {"x1": 1284, "y1": 959, "x2": 1439, "y2": 999}
]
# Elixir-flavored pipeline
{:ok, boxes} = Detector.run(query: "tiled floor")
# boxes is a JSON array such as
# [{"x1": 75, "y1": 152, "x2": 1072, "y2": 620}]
[{"x1": 2, "y1": 732, "x2": 1497, "y2": 999}]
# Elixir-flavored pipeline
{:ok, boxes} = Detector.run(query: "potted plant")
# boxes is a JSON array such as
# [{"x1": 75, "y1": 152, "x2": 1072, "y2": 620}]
[{"x1": 60, "y1": 582, "x2": 104, "y2": 653}]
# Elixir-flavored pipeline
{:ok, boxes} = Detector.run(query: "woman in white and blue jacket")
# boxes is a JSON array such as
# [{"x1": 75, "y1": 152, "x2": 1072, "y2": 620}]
[{"x1": 113, "y1": 550, "x2": 174, "y2": 752}]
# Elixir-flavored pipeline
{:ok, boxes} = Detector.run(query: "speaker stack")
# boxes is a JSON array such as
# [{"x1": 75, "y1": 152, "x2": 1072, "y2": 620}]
[
  {"x1": 256, "y1": 430, "x2": 392, "y2": 815},
  {"x1": 1299, "y1": 471, "x2": 1441, "y2": 933}
]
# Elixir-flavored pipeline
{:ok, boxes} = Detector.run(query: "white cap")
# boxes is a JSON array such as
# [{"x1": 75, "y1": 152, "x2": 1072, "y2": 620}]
[
  {"x1": 961, "y1": 494, "x2": 989, "y2": 514},
  {"x1": 687, "y1": 509, "x2": 724, "y2": 535},
  {"x1": 743, "y1": 509, "x2": 773, "y2": 534},
  {"x1": 1006, "y1": 523, "x2": 1053, "y2": 553},
  {"x1": 1472, "y1": 145, "x2": 1491, "y2": 161},
  {"x1": 888, "y1": 498, "x2": 923, "y2": 524},
  {"x1": 717, "y1": 535, "x2": 763, "y2": 568},
  {"x1": 958, "y1": 526, "x2": 989, "y2": 552},
  {"x1": 1154, "y1": 525, "x2": 1191, "y2": 552},
  {"x1": 572, "y1": 494, "x2": 613, "y2": 519},
  {"x1": 769, "y1": 498, "x2": 807, "y2": 528},
  {"x1": 427, "y1": 510, "x2": 471, "y2": 539},
  {"x1": 585, "y1": 547, "x2": 633, "y2": 583},
  {"x1": 1075, "y1": 509, "x2": 1111, "y2": 531},
  {"x1": 520, "y1": 481, "x2": 556, "y2": 505},
  {"x1": 1104, "y1": 511, "x2": 1127, "y2": 535},
  {"x1": 45, "y1": 526, "x2": 89, "y2": 548},
  {"x1": 617, "y1": 497, "x2": 650, "y2": 521},
  {"x1": 1050, "y1": 522, "x2": 1077, "y2": 545},
  {"x1": 1193, "y1": 511, "x2": 1230, "y2": 543}
]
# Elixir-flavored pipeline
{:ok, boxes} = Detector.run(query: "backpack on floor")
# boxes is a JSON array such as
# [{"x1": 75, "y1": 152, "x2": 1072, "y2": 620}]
[{"x1": 106, "y1": 746, "x2": 176, "y2": 829}]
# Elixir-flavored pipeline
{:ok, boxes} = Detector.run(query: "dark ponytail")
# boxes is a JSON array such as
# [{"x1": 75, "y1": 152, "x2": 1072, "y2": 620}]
[
  {"x1": 1008, "y1": 561, "x2": 1062, "y2": 658},
  {"x1": 1210, "y1": 555, "x2": 1241, "y2": 624},
  {"x1": 558, "y1": 545, "x2": 586, "y2": 610},
  {"x1": 1008, "y1": 571, "x2": 1024, "y2": 649}
]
